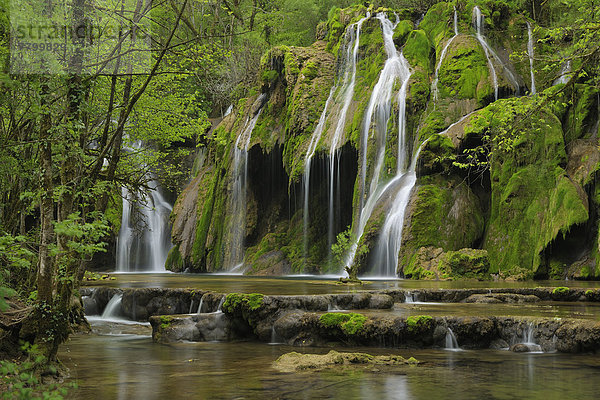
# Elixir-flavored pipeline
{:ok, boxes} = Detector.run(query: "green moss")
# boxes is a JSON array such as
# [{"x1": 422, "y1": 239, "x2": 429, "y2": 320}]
[
  {"x1": 403, "y1": 30, "x2": 432, "y2": 73},
  {"x1": 340, "y1": 313, "x2": 366, "y2": 335},
  {"x1": 406, "y1": 315, "x2": 433, "y2": 333},
  {"x1": 301, "y1": 61, "x2": 319, "y2": 79},
  {"x1": 320, "y1": 312, "x2": 351, "y2": 328},
  {"x1": 437, "y1": 36, "x2": 491, "y2": 103},
  {"x1": 262, "y1": 69, "x2": 279, "y2": 83},
  {"x1": 444, "y1": 249, "x2": 489, "y2": 277},
  {"x1": 222, "y1": 293, "x2": 265, "y2": 314},
  {"x1": 479, "y1": 98, "x2": 590, "y2": 276},
  {"x1": 159, "y1": 315, "x2": 173, "y2": 330},
  {"x1": 419, "y1": 1, "x2": 453, "y2": 46},
  {"x1": 319, "y1": 312, "x2": 366, "y2": 335},
  {"x1": 393, "y1": 20, "x2": 413, "y2": 47},
  {"x1": 552, "y1": 287, "x2": 570, "y2": 295},
  {"x1": 165, "y1": 245, "x2": 184, "y2": 272},
  {"x1": 192, "y1": 165, "x2": 222, "y2": 267},
  {"x1": 398, "y1": 175, "x2": 484, "y2": 273}
]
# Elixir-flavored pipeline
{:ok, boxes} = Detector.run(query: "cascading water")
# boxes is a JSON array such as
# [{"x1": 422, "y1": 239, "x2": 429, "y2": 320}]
[
  {"x1": 473, "y1": 7, "x2": 521, "y2": 98},
  {"x1": 343, "y1": 14, "x2": 412, "y2": 271},
  {"x1": 303, "y1": 87, "x2": 335, "y2": 263},
  {"x1": 101, "y1": 294, "x2": 124, "y2": 319},
  {"x1": 371, "y1": 112, "x2": 476, "y2": 276},
  {"x1": 553, "y1": 60, "x2": 571, "y2": 85},
  {"x1": 327, "y1": 14, "x2": 369, "y2": 257},
  {"x1": 224, "y1": 94, "x2": 266, "y2": 271},
  {"x1": 527, "y1": 22, "x2": 536, "y2": 94},
  {"x1": 371, "y1": 144, "x2": 425, "y2": 276},
  {"x1": 432, "y1": 7, "x2": 459, "y2": 102},
  {"x1": 116, "y1": 142, "x2": 173, "y2": 272},
  {"x1": 472, "y1": 6, "x2": 499, "y2": 100},
  {"x1": 445, "y1": 327, "x2": 460, "y2": 350}
]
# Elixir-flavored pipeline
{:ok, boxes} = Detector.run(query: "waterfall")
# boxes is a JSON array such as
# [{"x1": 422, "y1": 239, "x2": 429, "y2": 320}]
[
  {"x1": 101, "y1": 294, "x2": 124, "y2": 319},
  {"x1": 303, "y1": 87, "x2": 335, "y2": 264},
  {"x1": 445, "y1": 327, "x2": 460, "y2": 350},
  {"x1": 553, "y1": 60, "x2": 571, "y2": 85},
  {"x1": 196, "y1": 294, "x2": 205, "y2": 314},
  {"x1": 225, "y1": 94, "x2": 266, "y2": 271},
  {"x1": 371, "y1": 143, "x2": 427, "y2": 276},
  {"x1": 432, "y1": 7, "x2": 459, "y2": 102},
  {"x1": 472, "y1": 7, "x2": 499, "y2": 100},
  {"x1": 224, "y1": 104, "x2": 233, "y2": 117},
  {"x1": 343, "y1": 14, "x2": 412, "y2": 271},
  {"x1": 215, "y1": 295, "x2": 226, "y2": 313},
  {"x1": 514, "y1": 322, "x2": 542, "y2": 352},
  {"x1": 327, "y1": 14, "x2": 370, "y2": 258},
  {"x1": 472, "y1": 7, "x2": 520, "y2": 98},
  {"x1": 116, "y1": 142, "x2": 173, "y2": 272},
  {"x1": 527, "y1": 22, "x2": 536, "y2": 94},
  {"x1": 269, "y1": 326, "x2": 283, "y2": 345}
]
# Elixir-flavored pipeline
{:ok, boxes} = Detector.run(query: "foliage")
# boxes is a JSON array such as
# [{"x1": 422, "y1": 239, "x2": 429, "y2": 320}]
[{"x1": 0, "y1": 343, "x2": 76, "y2": 399}]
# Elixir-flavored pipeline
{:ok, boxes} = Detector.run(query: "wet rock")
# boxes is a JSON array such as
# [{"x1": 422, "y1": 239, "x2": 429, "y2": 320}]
[
  {"x1": 489, "y1": 339, "x2": 509, "y2": 350},
  {"x1": 510, "y1": 343, "x2": 531, "y2": 352},
  {"x1": 82, "y1": 296, "x2": 99, "y2": 316},
  {"x1": 554, "y1": 319, "x2": 600, "y2": 353},
  {"x1": 367, "y1": 294, "x2": 394, "y2": 309},
  {"x1": 150, "y1": 315, "x2": 200, "y2": 343},
  {"x1": 273, "y1": 311, "x2": 307, "y2": 342},
  {"x1": 464, "y1": 293, "x2": 540, "y2": 303}
]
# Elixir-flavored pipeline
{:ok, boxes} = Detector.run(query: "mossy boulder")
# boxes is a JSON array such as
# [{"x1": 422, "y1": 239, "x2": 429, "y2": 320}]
[
  {"x1": 404, "y1": 247, "x2": 489, "y2": 280},
  {"x1": 273, "y1": 350, "x2": 417, "y2": 373},
  {"x1": 398, "y1": 175, "x2": 485, "y2": 276}
]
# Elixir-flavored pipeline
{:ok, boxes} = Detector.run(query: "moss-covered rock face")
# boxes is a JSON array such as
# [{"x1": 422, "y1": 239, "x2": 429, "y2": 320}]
[
  {"x1": 397, "y1": 175, "x2": 485, "y2": 275},
  {"x1": 478, "y1": 99, "x2": 589, "y2": 277},
  {"x1": 168, "y1": 2, "x2": 600, "y2": 280}
]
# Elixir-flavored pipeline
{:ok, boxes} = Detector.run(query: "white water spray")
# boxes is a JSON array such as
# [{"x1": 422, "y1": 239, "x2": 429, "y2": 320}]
[
  {"x1": 527, "y1": 22, "x2": 536, "y2": 94},
  {"x1": 303, "y1": 87, "x2": 335, "y2": 263},
  {"x1": 224, "y1": 94, "x2": 266, "y2": 270},
  {"x1": 327, "y1": 14, "x2": 370, "y2": 256},
  {"x1": 553, "y1": 60, "x2": 571, "y2": 86},
  {"x1": 445, "y1": 327, "x2": 460, "y2": 350},
  {"x1": 343, "y1": 14, "x2": 412, "y2": 271},
  {"x1": 473, "y1": 7, "x2": 521, "y2": 99},
  {"x1": 116, "y1": 143, "x2": 173, "y2": 272},
  {"x1": 432, "y1": 7, "x2": 459, "y2": 102}
]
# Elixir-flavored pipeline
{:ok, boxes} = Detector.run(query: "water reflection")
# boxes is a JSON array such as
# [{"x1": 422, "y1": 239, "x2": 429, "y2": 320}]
[{"x1": 61, "y1": 324, "x2": 600, "y2": 399}]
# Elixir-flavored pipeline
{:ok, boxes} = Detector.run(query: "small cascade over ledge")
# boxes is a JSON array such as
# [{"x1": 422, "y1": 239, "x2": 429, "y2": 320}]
[{"x1": 445, "y1": 327, "x2": 461, "y2": 351}]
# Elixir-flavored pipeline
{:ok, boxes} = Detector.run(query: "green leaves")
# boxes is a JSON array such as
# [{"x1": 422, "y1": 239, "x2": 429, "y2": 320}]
[{"x1": 52, "y1": 212, "x2": 109, "y2": 259}]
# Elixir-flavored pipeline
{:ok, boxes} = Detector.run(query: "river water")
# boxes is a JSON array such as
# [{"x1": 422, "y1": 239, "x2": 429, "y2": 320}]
[{"x1": 63, "y1": 275, "x2": 600, "y2": 398}]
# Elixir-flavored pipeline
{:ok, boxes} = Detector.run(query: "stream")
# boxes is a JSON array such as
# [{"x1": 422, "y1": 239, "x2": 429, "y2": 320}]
[{"x1": 61, "y1": 275, "x2": 600, "y2": 398}]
